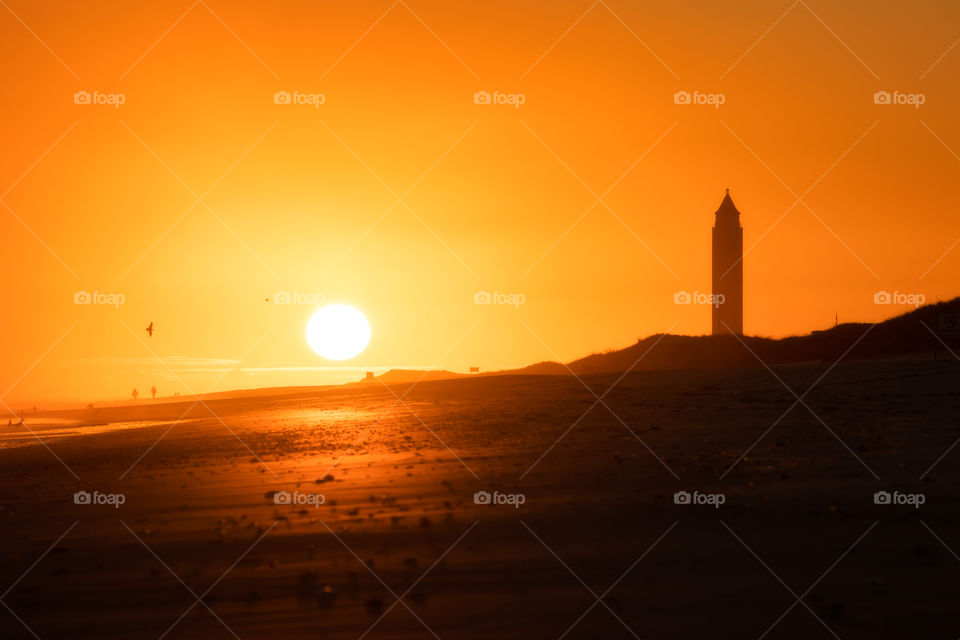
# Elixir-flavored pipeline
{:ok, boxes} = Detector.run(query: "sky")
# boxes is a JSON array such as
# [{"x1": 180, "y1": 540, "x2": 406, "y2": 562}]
[{"x1": 2, "y1": 0, "x2": 960, "y2": 403}]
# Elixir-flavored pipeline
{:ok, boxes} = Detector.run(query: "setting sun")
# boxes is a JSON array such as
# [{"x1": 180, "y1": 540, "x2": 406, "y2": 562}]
[{"x1": 306, "y1": 304, "x2": 371, "y2": 361}]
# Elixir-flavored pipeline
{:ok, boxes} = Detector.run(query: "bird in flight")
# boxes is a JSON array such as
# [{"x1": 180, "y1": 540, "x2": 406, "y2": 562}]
[{"x1": 146, "y1": 322, "x2": 154, "y2": 337}]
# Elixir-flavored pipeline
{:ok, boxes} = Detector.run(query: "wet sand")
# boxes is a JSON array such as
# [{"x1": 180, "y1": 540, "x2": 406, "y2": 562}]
[{"x1": 2, "y1": 358, "x2": 959, "y2": 638}]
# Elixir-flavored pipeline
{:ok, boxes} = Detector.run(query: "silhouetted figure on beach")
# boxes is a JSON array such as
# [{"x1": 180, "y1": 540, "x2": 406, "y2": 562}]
[
  {"x1": 132, "y1": 388, "x2": 139, "y2": 401},
  {"x1": 146, "y1": 322, "x2": 154, "y2": 337},
  {"x1": 151, "y1": 386, "x2": 157, "y2": 399}
]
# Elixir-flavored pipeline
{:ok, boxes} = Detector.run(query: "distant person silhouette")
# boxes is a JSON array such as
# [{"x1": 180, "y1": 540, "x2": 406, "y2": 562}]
[
  {"x1": 151, "y1": 386, "x2": 157, "y2": 399},
  {"x1": 132, "y1": 388, "x2": 139, "y2": 401},
  {"x1": 146, "y1": 322, "x2": 154, "y2": 337}
]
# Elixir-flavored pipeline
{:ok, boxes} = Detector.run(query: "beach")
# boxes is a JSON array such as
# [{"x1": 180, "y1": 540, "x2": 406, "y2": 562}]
[{"x1": 2, "y1": 358, "x2": 959, "y2": 638}]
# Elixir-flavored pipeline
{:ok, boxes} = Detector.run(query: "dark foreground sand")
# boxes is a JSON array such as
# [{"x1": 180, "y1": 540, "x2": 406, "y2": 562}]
[{"x1": 2, "y1": 358, "x2": 960, "y2": 639}]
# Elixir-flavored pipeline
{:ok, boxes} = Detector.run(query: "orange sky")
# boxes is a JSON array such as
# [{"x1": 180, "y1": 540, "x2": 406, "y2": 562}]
[{"x1": 3, "y1": 0, "x2": 960, "y2": 403}]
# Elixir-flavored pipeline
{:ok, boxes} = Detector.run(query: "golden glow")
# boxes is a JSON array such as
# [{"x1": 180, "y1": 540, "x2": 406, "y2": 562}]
[
  {"x1": 306, "y1": 305, "x2": 371, "y2": 361},
  {"x1": 2, "y1": 1, "x2": 960, "y2": 402}
]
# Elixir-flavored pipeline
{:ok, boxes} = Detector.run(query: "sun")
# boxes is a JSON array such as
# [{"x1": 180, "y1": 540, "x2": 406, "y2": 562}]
[{"x1": 306, "y1": 304, "x2": 371, "y2": 360}]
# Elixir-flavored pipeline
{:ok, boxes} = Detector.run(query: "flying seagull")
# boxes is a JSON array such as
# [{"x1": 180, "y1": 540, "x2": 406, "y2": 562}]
[{"x1": 146, "y1": 322, "x2": 154, "y2": 337}]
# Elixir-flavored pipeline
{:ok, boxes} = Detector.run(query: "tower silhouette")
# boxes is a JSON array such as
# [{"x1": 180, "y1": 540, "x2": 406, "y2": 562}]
[{"x1": 712, "y1": 189, "x2": 743, "y2": 335}]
